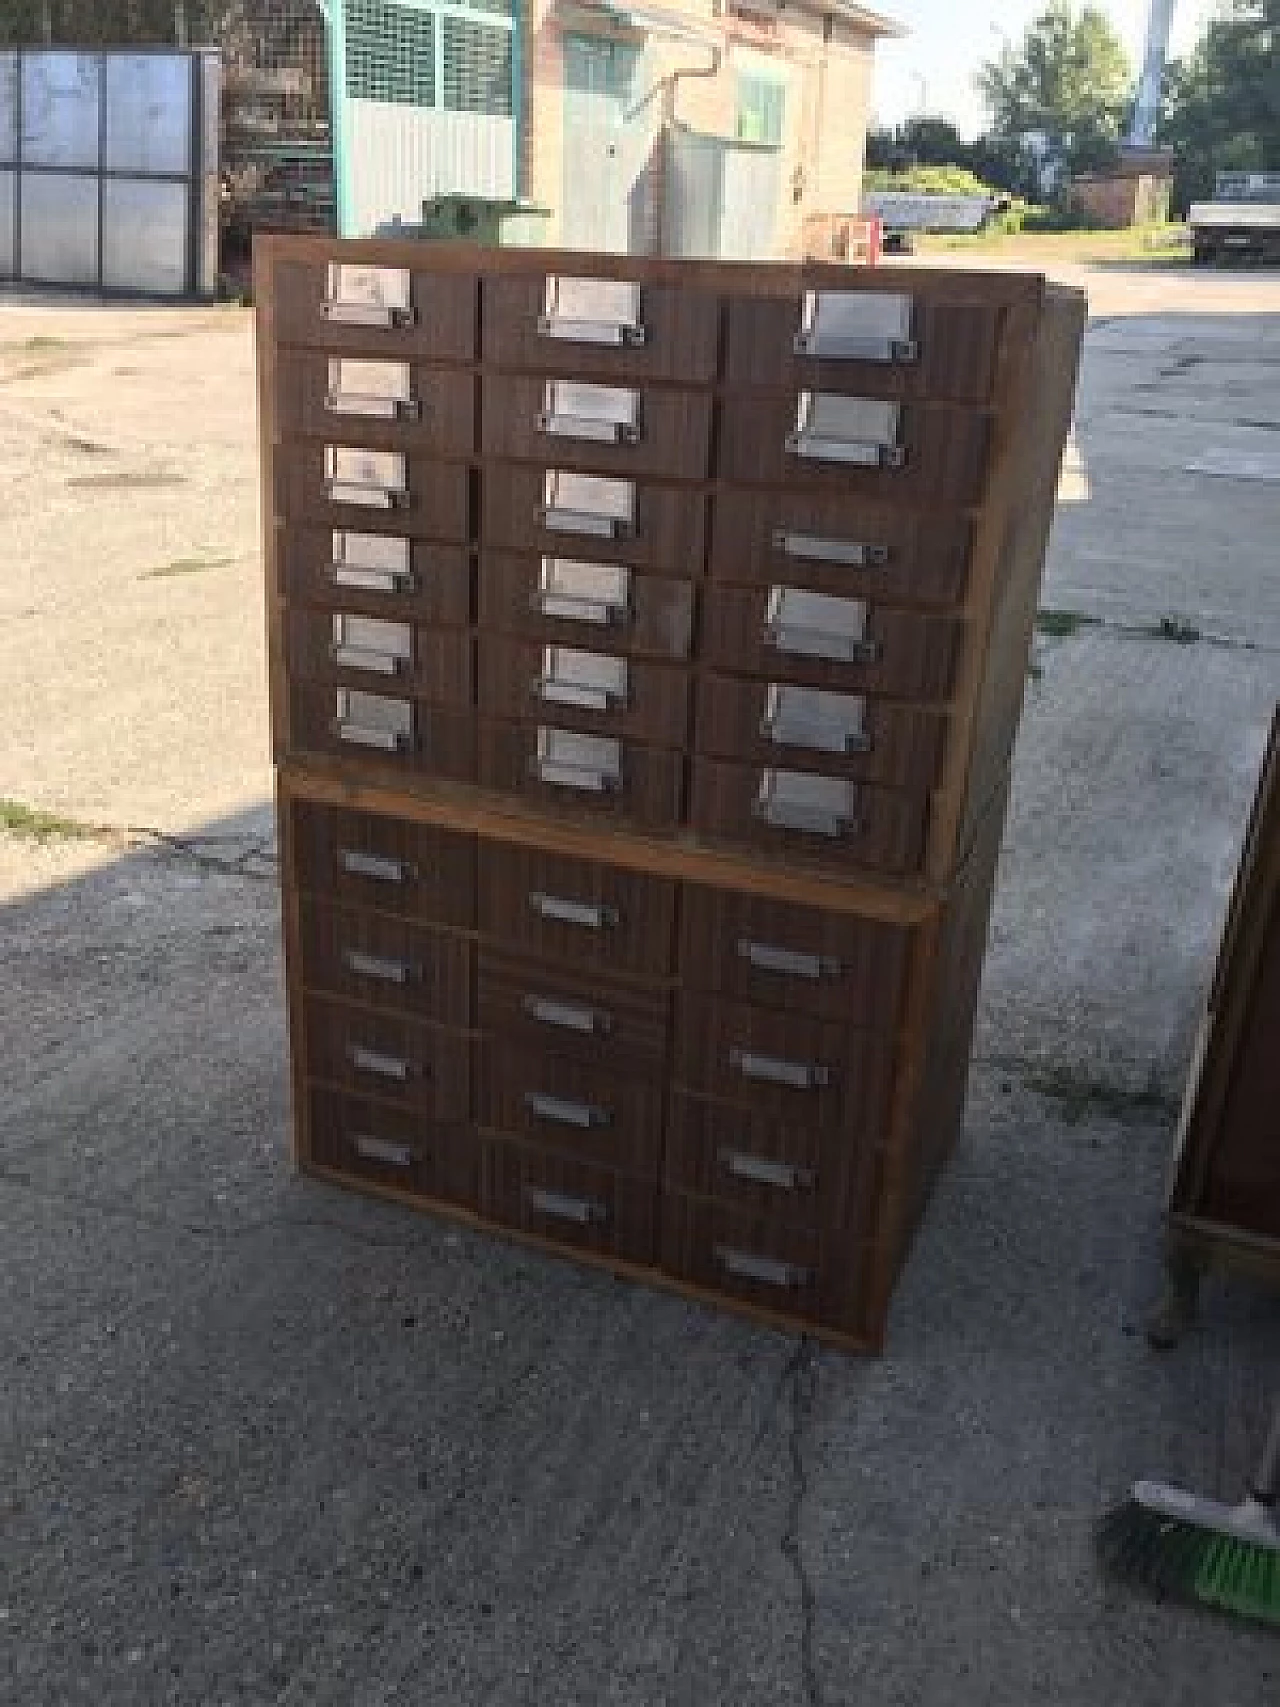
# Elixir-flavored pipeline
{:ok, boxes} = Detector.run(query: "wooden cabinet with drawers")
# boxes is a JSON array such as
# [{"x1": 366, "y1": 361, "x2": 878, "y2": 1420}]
[{"x1": 259, "y1": 238, "x2": 1084, "y2": 1350}]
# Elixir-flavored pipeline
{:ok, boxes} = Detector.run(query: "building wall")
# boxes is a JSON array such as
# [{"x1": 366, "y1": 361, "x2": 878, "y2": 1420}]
[{"x1": 1069, "y1": 171, "x2": 1173, "y2": 230}]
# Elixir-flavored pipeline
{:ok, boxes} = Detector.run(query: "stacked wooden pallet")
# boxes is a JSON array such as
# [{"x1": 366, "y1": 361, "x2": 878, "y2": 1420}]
[{"x1": 257, "y1": 240, "x2": 1085, "y2": 1350}]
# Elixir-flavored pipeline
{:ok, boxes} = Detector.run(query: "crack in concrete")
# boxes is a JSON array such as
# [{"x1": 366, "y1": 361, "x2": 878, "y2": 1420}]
[
  {"x1": 781, "y1": 1337, "x2": 822, "y2": 1707},
  {"x1": 0, "y1": 813, "x2": 278, "y2": 880}
]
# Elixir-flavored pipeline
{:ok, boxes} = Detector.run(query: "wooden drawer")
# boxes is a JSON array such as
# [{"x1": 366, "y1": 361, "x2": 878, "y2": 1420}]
[
  {"x1": 660, "y1": 1194, "x2": 866, "y2": 1336},
  {"x1": 295, "y1": 896, "x2": 472, "y2": 1024},
  {"x1": 663, "y1": 1091, "x2": 880, "y2": 1231},
  {"x1": 302, "y1": 994, "x2": 471, "y2": 1119},
  {"x1": 286, "y1": 798, "x2": 475, "y2": 927},
  {"x1": 480, "y1": 375, "x2": 713, "y2": 481},
  {"x1": 479, "y1": 1136, "x2": 659, "y2": 1267},
  {"x1": 717, "y1": 397, "x2": 991, "y2": 508},
  {"x1": 477, "y1": 636, "x2": 689, "y2": 747},
  {"x1": 271, "y1": 256, "x2": 477, "y2": 360},
  {"x1": 709, "y1": 489, "x2": 974, "y2": 608},
  {"x1": 481, "y1": 463, "x2": 705, "y2": 575},
  {"x1": 477, "y1": 1042, "x2": 663, "y2": 1175},
  {"x1": 673, "y1": 994, "x2": 896, "y2": 1135},
  {"x1": 477, "y1": 950, "x2": 669, "y2": 1074},
  {"x1": 689, "y1": 758, "x2": 929, "y2": 878},
  {"x1": 481, "y1": 272, "x2": 720, "y2": 384},
  {"x1": 305, "y1": 1085, "x2": 478, "y2": 1208},
  {"x1": 678, "y1": 886, "x2": 911, "y2": 1027},
  {"x1": 278, "y1": 525, "x2": 472, "y2": 627},
  {"x1": 702, "y1": 583, "x2": 964, "y2": 702},
  {"x1": 478, "y1": 840, "x2": 677, "y2": 978},
  {"x1": 722, "y1": 290, "x2": 1007, "y2": 405},
  {"x1": 476, "y1": 718, "x2": 685, "y2": 833},
  {"x1": 286, "y1": 606, "x2": 473, "y2": 703},
  {"x1": 696, "y1": 674, "x2": 948, "y2": 791},
  {"x1": 275, "y1": 443, "x2": 471, "y2": 542},
  {"x1": 478, "y1": 550, "x2": 695, "y2": 660},
  {"x1": 276, "y1": 351, "x2": 476, "y2": 456},
  {"x1": 287, "y1": 680, "x2": 475, "y2": 783}
]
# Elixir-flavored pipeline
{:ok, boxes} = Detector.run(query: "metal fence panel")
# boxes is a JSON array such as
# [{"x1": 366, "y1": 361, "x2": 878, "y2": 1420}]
[
  {"x1": 21, "y1": 171, "x2": 98, "y2": 282},
  {"x1": 104, "y1": 52, "x2": 192, "y2": 175},
  {"x1": 0, "y1": 170, "x2": 14, "y2": 275},
  {"x1": 21, "y1": 51, "x2": 100, "y2": 170},
  {"x1": 102, "y1": 178, "x2": 189, "y2": 291}
]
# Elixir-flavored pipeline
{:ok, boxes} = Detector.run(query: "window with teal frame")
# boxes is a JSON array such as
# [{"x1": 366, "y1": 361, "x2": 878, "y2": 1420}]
[
  {"x1": 344, "y1": 0, "x2": 514, "y2": 117},
  {"x1": 735, "y1": 70, "x2": 785, "y2": 147}
]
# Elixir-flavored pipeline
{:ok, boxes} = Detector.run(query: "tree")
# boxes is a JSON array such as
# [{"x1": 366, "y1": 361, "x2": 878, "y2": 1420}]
[
  {"x1": 1161, "y1": 0, "x2": 1280, "y2": 211},
  {"x1": 976, "y1": 2, "x2": 1133, "y2": 178}
]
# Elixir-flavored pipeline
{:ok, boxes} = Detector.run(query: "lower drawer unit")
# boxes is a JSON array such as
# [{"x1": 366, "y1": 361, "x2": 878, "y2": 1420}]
[
  {"x1": 477, "y1": 718, "x2": 685, "y2": 832},
  {"x1": 478, "y1": 551, "x2": 696, "y2": 660},
  {"x1": 476, "y1": 1042, "x2": 664, "y2": 1175},
  {"x1": 478, "y1": 635, "x2": 690, "y2": 747},
  {"x1": 288, "y1": 680, "x2": 476, "y2": 780},
  {"x1": 301, "y1": 993, "x2": 470, "y2": 1119},
  {"x1": 478, "y1": 1137, "x2": 659, "y2": 1268},
  {"x1": 304, "y1": 1085, "x2": 479, "y2": 1208},
  {"x1": 278, "y1": 527, "x2": 472, "y2": 625},
  {"x1": 294, "y1": 895, "x2": 472, "y2": 1023},
  {"x1": 477, "y1": 950, "x2": 670, "y2": 1073},
  {"x1": 286, "y1": 797, "x2": 475, "y2": 927}
]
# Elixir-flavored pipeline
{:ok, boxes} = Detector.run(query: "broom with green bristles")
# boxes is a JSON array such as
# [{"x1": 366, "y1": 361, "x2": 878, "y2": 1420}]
[{"x1": 1097, "y1": 1396, "x2": 1280, "y2": 1628}]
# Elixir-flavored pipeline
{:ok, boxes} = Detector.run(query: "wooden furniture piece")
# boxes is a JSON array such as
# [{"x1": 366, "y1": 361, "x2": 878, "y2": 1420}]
[
  {"x1": 257, "y1": 238, "x2": 1085, "y2": 1350},
  {"x1": 1150, "y1": 708, "x2": 1280, "y2": 1346}
]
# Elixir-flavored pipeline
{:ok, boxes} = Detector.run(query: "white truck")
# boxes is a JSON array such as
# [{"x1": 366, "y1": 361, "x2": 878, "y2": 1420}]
[
  {"x1": 1188, "y1": 172, "x2": 1280, "y2": 265},
  {"x1": 860, "y1": 189, "x2": 1008, "y2": 254}
]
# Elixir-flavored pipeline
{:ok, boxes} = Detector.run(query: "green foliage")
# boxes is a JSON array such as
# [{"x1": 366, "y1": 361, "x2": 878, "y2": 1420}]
[
  {"x1": 865, "y1": 118, "x2": 1043, "y2": 201},
  {"x1": 976, "y1": 2, "x2": 1133, "y2": 177},
  {"x1": 1160, "y1": 0, "x2": 1280, "y2": 213},
  {"x1": 863, "y1": 165, "x2": 996, "y2": 196}
]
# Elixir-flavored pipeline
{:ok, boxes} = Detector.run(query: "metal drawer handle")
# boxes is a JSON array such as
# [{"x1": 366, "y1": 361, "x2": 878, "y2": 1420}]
[
  {"x1": 524, "y1": 1091, "x2": 611, "y2": 1130},
  {"x1": 326, "y1": 481, "x2": 412, "y2": 510},
  {"x1": 772, "y1": 530, "x2": 890, "y2": 569},
  {"x1": 343, "y1": 948, "x2": 416, "y2": 985},
  {"x1": 522, "y1": 994, "x2": 612, "y2": 1037},
  {"x1": 760, "y1": 686, "x2": 872, "y2": 756},
  {"x1": 533, "y1": 587, "x2": 630, "y2": 627},
  {"x1": 719, "y1": 1150, "x2": 815, "y2": 1193},
  {"x1": 539, "y1": 276, "x2": 645, "y2": 348},
  {"x1": 353, "y1": 1134, "x2": 414, "y2": 1169},
  {"x1": 323, "y1": 303, "x2": 418, "y2": 330},
  {"x1": 347, "y1": 1043, "x2": 411, "y2": 1082},
  {"x1": 336, "y1": 721, "x2": 414, "y2": 753},
  {"x1": 714, "y1": 1245, "x2": 813, "y2": 1290},
  {"x1": 332, "y1": 643, "x2": 409, "y2": 677},
  {"x1": 540, "y1": 505, "x2": 629, "y2": 540},
  {"x1": 526, "y1": 1185, "x2": 608, "y2": 1225},
  {"x1": 327, "y1": 393, "x2": 423, "y2": 422},
  {"x1": 793, "y1": 289, "x2": 917, "y2": 363},
  {"x1": 729, "y1": 1048, "x2": 831, "y2": 1092},
  {"x1": 785, "y1": 434, "x2": 906, "y2": 470},
  {"x1": 322, "y1": 264, "x2": 416, "y2": 330},
  {"x1": 753, "y1": 797, "x2": 859, "y2": 839},
  {"x1": 533, "y1": 677, "x2": 627, "y2": 714},
  {"x1": 529, "y1": 891, "x2": 619, "y2": 931},
  {"x1": 766, "y1": 621, "x2": 880, "y2": 666},
  {"x1": 338, "y1": 848, "x2": 416, "y2": 885},
  {"x1": 330, "y1": 562, "x2": 419, "y2": 596},
  {"x1": 538, "y1": 411, "x2": 640, "y2": 446},
  {"x1": 737, "y1": 939, "x2": 842, "y2": 981}
]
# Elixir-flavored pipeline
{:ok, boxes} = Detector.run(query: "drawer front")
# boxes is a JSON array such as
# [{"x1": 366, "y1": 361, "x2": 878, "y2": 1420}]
[
  {"x1": 678, "y1": 886, "x2": 911, "y2": 1027},
  {"x1": 673, "y1": 994, "x2": 895, "y2": 1135},
  {"x1": 302, "y1": 994, "x2": 471, "y2": 1119},
  {"x1": 477, "y1": 950, "x2": 669, "y2": 1073},
  {"x1": 271, "y1": 257, "x2": 477, "y2": 360},
  {"x1": 664, "y1": 1091, "x2": 879, "y2": 1231},
  {"x1": 296, "y1": 896, "x2": 472, "y2": 1023},
  {"x1": 278, "y1": 525, "x2": 472, "y2": 626},
  {"x1": 689, "y1": 757, "x2": 929, "y2": 878},
  {"x1": 477, "y1": 1042, "x2": 663, "y2": 1174},
  {"x1": 306, "y1": 1085, "x2": 478, "y2": 1207},
  {"x1": 478, "y1": 841, "x2": 677, "y2": 978},
  {"x1": 717, "y1": 398, "x2": 991, "y2": 507},
  {"x1": 702, "y1": 584, "x2": 964, "y2": 702},
  {"x1": 696, "y1": 674, "x2": 948, "y2": 790},
  {"x1": 722, "y1": 292, "x2": 1006, "y2": 405},
  {"x1": 480, "y1": 375, "x2": 713, "y2": 481},
  {"x1": 660, "y1": 1194, "x2": 865, "y2": 1336},
  {"x1": 287, "y1": 798, "x2": 475, "y2": 927},
  {"x1": 478, "y1": 636, "x2": 689, "y2": 747},
  {"x1": 709, "y1": 490, "x2": 974, "y2": 608},
  {"x1": 481, "y1": 273, "x2": 720, "y2": 384},
  {"x1": 478, "y1": 551, "x2": 695, "y2": 660},
  {"x1": 275, "y1": 444, "x2": 471, "y2": 542},
  {"x1": 288, "y1": 680, "x2": 476, "y2": 782},
  {"x1": 286, "y1": 606, "x2": 473, "y2": 703},
  {"x1": 276, "y1": 351, "x2": 476, "y2": 456},
  {"x1": 476, "y1": 718, "x2": 685, "y2": 833},
  {"x1": 479, "y1": 1136, "x2": 659, "y2": 1267},
  {"x1": 481, "y1": 463, "x2": 706, "y2": 574}
]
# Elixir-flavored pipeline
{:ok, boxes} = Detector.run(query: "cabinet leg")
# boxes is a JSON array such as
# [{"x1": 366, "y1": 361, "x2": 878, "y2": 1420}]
[{"x1": 1145, "y1": 1251, "x2": 1202, "y2": 1350}]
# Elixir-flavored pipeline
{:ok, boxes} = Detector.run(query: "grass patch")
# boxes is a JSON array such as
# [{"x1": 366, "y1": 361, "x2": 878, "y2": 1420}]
[
  {"x1": 1028, "y1": 1069, "x2": 1178, "y2": 1128},
  {"x1": 0, "y1": 799, "x2": 96, "y2": 842},
  {"x1": 21, "y1": 335, "x2": 70, "y2": 353},
  {"x1": 1036, "y1": 607, "x2": 1100, "y2": 639},
  {"x1": 139, "y1": 554, "x2": 235, "y2": 581},
  {"x1": 67, "y1": 470, "x2": 186, "y2": 491}
]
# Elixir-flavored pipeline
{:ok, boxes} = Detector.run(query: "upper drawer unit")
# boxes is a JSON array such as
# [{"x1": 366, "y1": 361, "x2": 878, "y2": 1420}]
[
  {"x1": 287, "y1": 797, "x2": 475, "y2": 927},
  {"x1": 276, "y1": 444, "x2": 471, "y2": 542},
  {"x1": 272, "y1": 258, "x2": 477, "y2": 359},
  {"x1": 276, "y1": 352, "x2": 476, "y2": 457},
  {"x1": 717, "y1": 395, "x2": 991, "y2": 507},
  {"x1": 482, "y1": 273, "x2": 720, "y2": 384},
  {"x1": 480, "y1": 376, "x2": 713, "y2": 481},
  {"x1": 482, "y1": 464, "x2": 706, "y2": 574},
  {"x1": 722, "y1": 289, "x2": 1008, "y2": 405}
]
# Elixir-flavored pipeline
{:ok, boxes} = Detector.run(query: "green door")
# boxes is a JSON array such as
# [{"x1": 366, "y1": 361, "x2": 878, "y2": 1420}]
[{"x1": 562, "y1": 34, "x2": 641, "y2": 252}]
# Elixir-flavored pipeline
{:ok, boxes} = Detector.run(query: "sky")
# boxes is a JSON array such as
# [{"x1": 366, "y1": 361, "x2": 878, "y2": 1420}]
[{"x1": 871, "y1": 0, "x2": 1220, "y2": 137}]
